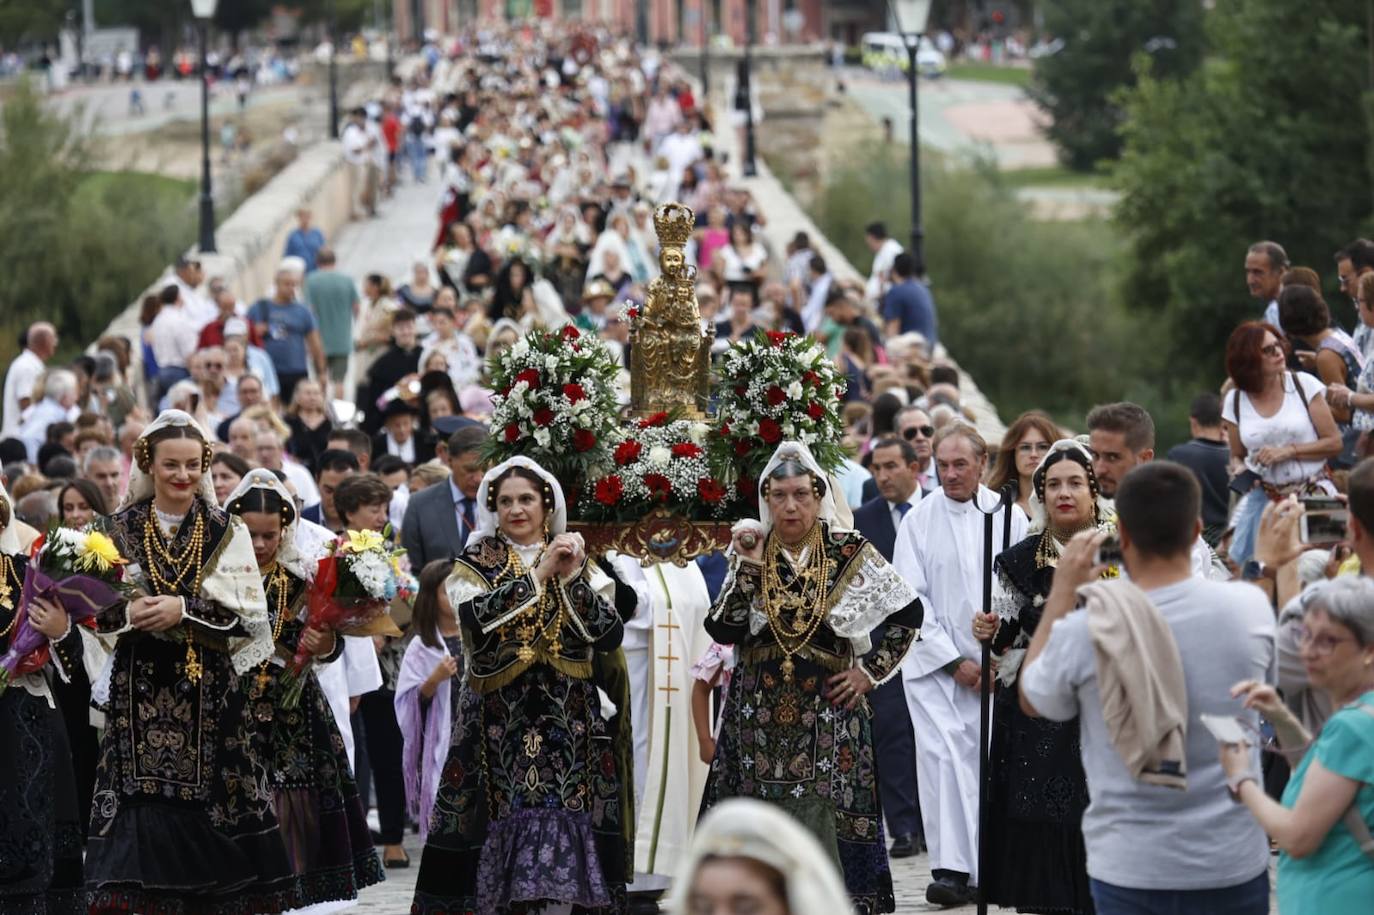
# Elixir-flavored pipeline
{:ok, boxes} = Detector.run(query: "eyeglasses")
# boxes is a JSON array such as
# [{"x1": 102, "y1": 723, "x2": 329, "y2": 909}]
[
  {"x1": 903, "y1": 425, "x2": 935, "y2": 441},
  {"x1": 1261, "y1": 343, "x2": 1284, "y2": 357},
  {"x1": 1016, "y1": 441, "x2": 1053, "y2": 456},
  {"x1": 1295, "y1": 626, "x2": 1355, "y2": 656}
]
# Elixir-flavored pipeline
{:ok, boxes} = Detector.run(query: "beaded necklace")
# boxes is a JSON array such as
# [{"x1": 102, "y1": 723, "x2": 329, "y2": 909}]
[
  {"x1": 253, "y1": 563, "x2": 293, "y2": 697},
  {"x1": 143, "y1": 503, "x2": 208, "y2": 682},
  {"x1": 761, "y1": 523, "x2": 831, "y2": 684},
  {"x1": 498, "y1": 540, "x2": 570, "y2": 663},
  {"x1": 0, "y1": 553, "x2": 15, "y2": 621}
]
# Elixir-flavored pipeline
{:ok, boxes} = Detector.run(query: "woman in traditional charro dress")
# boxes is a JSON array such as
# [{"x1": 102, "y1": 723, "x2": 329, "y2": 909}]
[
  {"x1": 411, "y1": 456, "x2": 627, "y2": 915},
  {"x1": 0, "y1": 481, "x2": 86, "y2": 914},
  {"x1": 700, "y1": 441, "x2": 924, "y2": 915},
  {"x1": 225, "y1": 468, "x2": 386, "y2": 912},
  {"x1": 86, "y1": 410, "x2": 299, "y2": 913}
]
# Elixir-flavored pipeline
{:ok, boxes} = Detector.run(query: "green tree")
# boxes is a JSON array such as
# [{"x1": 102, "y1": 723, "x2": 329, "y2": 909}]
[
  {"x1": 0, "y1": 80, "x2": 193, "y2": 363},
  {"x1": 0, "y1": 0, "x2": 70, "y2": 47},
  {"x1": 1029, "y1": 0, "x2": 1206, "y2": 171},
  {"x1": 1112, "y1": 0, "x2": 1373, "y2": 387}
]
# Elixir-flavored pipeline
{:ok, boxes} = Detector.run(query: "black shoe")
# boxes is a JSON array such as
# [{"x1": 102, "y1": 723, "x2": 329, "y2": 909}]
[
  {"x1": 384, "y1": 851, "x2": 411, "y2": 869},
  {"x1": 925, "y1": 877, "x2": 974, "y2": 908},
  {"x1": 889, "y1": 833, "x2": 918, "y2": 858},
  {"x1": 625, "y1": 890, "x2": 662, "y2": 915}
]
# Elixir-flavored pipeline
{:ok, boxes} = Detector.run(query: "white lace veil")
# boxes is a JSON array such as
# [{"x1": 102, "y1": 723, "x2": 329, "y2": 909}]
[
  {"x1": 119, "y1": 409, "x2": 218, "y2": 511},
  {"x1": 0, "y1": 482, "x2": 20, "y2": 556},
  {"x1": 224, "y1": 468, "x2": 314, "y2": 580},
  {"x1": 757, "y1": 441, "x2": 849, "y2": 534},
  {"x1": 464, "y1": 455, "x2": 568, "y2": 549},
  {"x1": 663, "y1": 798, "x2": 856, "y2": 915}
]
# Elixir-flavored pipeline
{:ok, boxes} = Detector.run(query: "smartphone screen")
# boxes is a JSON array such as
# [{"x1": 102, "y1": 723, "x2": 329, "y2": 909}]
[{"x1": 1301, "y1": 509, "x2": 1349, "y2": 545}]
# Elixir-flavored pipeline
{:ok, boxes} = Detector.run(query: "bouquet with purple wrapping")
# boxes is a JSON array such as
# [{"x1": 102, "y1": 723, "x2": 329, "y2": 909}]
[{"x1": 0, "y1": 525, "x2": 132, "y2": 694}]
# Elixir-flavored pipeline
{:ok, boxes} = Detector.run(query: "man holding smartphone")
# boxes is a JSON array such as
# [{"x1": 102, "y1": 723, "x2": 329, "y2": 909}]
[{"x1": 1019, "y1": 463, "x2": 1276, "y2": 914}]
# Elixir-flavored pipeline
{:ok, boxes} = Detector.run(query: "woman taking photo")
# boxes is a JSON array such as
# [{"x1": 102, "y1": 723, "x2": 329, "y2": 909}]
[
  {"x1": 0, "y1": 482, "x2": 86, "y2": 913},
  {"x1": 87, "y1": 410, "x2": 298, "y2": 913},
  {"x1": 57, "y1": 478, "x2": 109, "y2": 529},
  {"x1": 986, "y1": 411, "x2": 1059, "y2": 519},
  {"x1": 1223, "y1": 321, "x2": 1342, "y2": 566},
  {"x1": 715, "y1": 221, "x2": 769, "y2": 297},
  {"x1": 411, "y1": 457, "x2": 626, "y2": 915},
  {"x1": 224, "y1": 469, "x2": 384, "y2": 907},
  {"x1": 973, "y1": 440, "x2": 1107, "y2": 915},
  {"x1": 1220, "y1": 574, "x2": 1374, "y2": 915}
]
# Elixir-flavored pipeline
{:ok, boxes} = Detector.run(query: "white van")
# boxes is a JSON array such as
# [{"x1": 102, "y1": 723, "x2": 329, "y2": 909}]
[{"x1": 860, "y1": 32, "x2": 946, "y2": 77}]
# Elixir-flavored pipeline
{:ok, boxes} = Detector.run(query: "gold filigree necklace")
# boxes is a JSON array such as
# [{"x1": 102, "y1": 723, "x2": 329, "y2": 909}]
[
  {"x1": 143, "y1": 505, "x2": 208, "y2": 682},
  {"x1": 761, "y1": 523, "x2": 831, "y2": 684},
  {"x1": 253, "y1": 563, "x2": 293, "y2": 697},
  {"x1": 499, "y1": 541, "x2": 568, "y2": 663}
]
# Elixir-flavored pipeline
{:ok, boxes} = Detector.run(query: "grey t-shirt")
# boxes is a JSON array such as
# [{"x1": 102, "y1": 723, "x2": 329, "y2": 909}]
[{"x1": 1021, "y1": 577, "x2": 1275, "y2": 891}]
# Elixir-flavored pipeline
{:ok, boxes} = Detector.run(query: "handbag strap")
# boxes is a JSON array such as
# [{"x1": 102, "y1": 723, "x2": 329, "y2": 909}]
[{"x1": 1341, "y1": 702, "x2": 1374, "y2": 865}]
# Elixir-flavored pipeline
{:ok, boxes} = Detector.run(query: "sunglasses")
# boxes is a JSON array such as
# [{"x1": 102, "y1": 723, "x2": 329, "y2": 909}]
[{"x1": 903, "y1": 425, "x2": 935, "y2": 441}]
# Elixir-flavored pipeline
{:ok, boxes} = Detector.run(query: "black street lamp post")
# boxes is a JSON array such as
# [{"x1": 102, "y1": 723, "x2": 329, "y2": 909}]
[
  {"x1": 890, "y1": 0, "x2": 932, "y2": 275},
  {"x1": 328, "y1": 0, "x2": 340, "y2": 140},
  {"x1": 190, "y1": 0, "x2": 218, "y2": 254},
  {"x1": 741, "y1": 1, "x2": 757, "y2": 177}
]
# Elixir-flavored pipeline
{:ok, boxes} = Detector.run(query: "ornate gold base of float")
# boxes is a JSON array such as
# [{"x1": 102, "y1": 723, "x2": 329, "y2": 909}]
[{"x1": 570, "y1": 507, "x2": 733, "y2": 566}]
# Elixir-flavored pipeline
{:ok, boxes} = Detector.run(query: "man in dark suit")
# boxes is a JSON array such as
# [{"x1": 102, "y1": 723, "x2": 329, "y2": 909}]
[
  {"x1": 853, "y1": 435, "x2": 925, "y2": 858},
  {"x1": 400, "y1": 423, "x2": 487, "y2": 570}
]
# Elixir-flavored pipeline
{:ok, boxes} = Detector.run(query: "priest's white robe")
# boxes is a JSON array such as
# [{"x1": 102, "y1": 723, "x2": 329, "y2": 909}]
[
  {"x1": 893, "y1": 485, "x2": 1027, "y2": 883},
  {"x1": 625, "y1": 560, "x2": 712, "y2": 881}
]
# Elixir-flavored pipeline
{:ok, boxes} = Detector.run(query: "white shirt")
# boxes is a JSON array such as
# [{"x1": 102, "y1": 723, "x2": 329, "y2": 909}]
[
  {"x1": 1222, "y1": 371, "x2": 1328, "y2": 485},
  {"x1": 2, "y1": 349, "x2": 44, "y2": 436},
  {"x1": 866, "y1": 237, "x2": 904, "y2": 303},
  {"x1": 147, "y1": 304, "x2": 199, "y2": 370},
  {"x1": 342, "y1": 122, "x2": 370, "y2": 165},
  {"x1": 166, "y1": 274, "x2": 217, "y2": 330},
  {"x1": 280, "y1": 458, "x2": 321, "y2": 510},
  {"x1": 659, "y1": 131, "x2": 704, "y2": 187},
  {"x1": 894, "y1": 485, "x2": 1029, "y2": 678},
  {"x1": 420, "y1": 331, "x2": 482, "y2": 389},
  {"x1": 384, "y1": 432, "x2": 416, "y2": 463},
  {"x1": 887, "y1": 495, "x2": 919, "y2": 531}
]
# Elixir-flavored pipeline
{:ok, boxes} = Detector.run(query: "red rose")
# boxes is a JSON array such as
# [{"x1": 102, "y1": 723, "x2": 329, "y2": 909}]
[
  {"x1": 637, "y1": 411, "x2": 669, "y2": 429},
  {"x1": 594, "y1": 476, "x2": 623, "y2": 505},
  {"x1": 697, "y1": 478, "x2": 727, "y2": 503},
  {"x1": 572, "y1": 429, "x2": 597, "y2": 452},
  {"x1": 720, "y1": 422, "x2": 731, "y2": 436},
  {"x1": 504, "y1": 423, "x2": 520, "y2": 443},
  {"x1": 562, "y1": 383, "x2": 586, "y2": 403},
  {"x1": 807, "y1": 402, "x2": 825, "y2": 420},
  {"x1": 737, "y1": 476, "x2": 758, "y2": 502},
  {"x1": 766, "y1": 330, "x2": 792, "y2": 346},
  {"x1": 626, "y1": 307, "x2": 639, "y2": 320},
  {"x1": 734, "y1": 437, "x2": 753, "y2": 456},
  {"x1": 836, "y1": 387, "x2": 846, "y2": 401},
  {"x1": 644, "y1": 473, "x2": 672, "y2": 501},
  {"x1": 802, "y1": 370, "x2": 820, "y2": 386},
  {"x1": 515, "y1": 368, "x2": 541, "y2": 389},
  {"x1": 561, "y1": 324, "x2": 581, "y2": 340},
  {"x1": 533, "y1": 407, "x2": 555, "y2": 427},
  {"x1": 672, "y1": 442, "x2": 703, "y2": 459},
  {"x1": 758, "y1": 418, "x2": 782, "y2": 444},
  {"x1": 766, "y1": 385, "x2": 786, "y2": 407},
  {"x1": 614, "y1": 440, "x2": 642, "y2": 465},
  {"x1": 734, "y1": 385, "x2": 747, "y2": 398}
]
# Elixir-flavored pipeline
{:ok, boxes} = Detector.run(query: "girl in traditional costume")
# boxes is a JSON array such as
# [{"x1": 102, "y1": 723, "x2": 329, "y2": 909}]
[
  {"x1": 701, "y1": 441, "x2": 923, "y2": 915},
  {"x1": 411, "y1": 456, "x2": 628, "y2": 915},
  {"x1": 86, "y1": 410, "x2": 299, "y2": 913},
  {"x1": 0, "y1": 482, "x2": 86, "y2": 913},
  {"x1": 225, "y1": 469, "x2": 386, "y2": 910},
  {"x1": 973, "y1": 439, "x2": 1109, "y2": 915}
]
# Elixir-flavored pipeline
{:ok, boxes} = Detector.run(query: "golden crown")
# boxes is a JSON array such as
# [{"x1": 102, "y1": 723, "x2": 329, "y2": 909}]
[{"x1": 653, "y1": 202, "x2": 695, "y2": 247}]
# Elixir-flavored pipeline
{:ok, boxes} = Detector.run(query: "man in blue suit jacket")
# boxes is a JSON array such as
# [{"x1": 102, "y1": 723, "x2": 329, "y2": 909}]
[{"x1": 852, "y1": 436, "x2": 925, "y2": 858}]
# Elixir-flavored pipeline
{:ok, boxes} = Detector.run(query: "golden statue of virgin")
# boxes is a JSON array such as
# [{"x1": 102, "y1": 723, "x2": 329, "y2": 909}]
[{"x1": 631, "y1": 203, "x2": 713, "y2": 418}]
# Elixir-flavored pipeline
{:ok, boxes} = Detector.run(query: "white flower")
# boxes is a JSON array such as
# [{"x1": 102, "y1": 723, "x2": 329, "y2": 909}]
[
  {"x1": 787, "y1": 381, "x2": 803, "y2": 399},
  {"x1": 544, "y1": 355, "x2": 560, "y2": 374},
  {"x1": 533, "y1": 428, "x2": 551, "y2": 448},
  {"x1": 688, "y1": 422, "x2": 709, "y2": 445},
  {"x1": 510, "y1": 338, "x2": 530, "y2": 359},
  {"x1": 647, "y1": 446, "x2": 671, "y2": 468}
]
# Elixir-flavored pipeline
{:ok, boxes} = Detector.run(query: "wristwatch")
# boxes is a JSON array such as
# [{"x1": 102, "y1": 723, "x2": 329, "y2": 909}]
[
  {"x1": 1227, "y1": 772, "x2": 1258, "y2": 802},
  {"x1": 1241, "y1": 560, "x2": 1277, "y2": 582}
]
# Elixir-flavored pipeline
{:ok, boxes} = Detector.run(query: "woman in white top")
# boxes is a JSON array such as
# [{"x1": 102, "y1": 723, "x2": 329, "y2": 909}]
[
  {"x1": 1222, "y1": 321, "x2": 1342, "y2": 565},
  {"x1": 715, "y1": 221, "x2": 769, "y2": 295}
]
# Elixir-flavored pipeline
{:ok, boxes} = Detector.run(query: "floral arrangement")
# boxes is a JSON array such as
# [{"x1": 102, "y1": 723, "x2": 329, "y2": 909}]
[
  {"x1": 284, "y1": 529, "x2": 410, "y2": 707},
  {"x1": 0, "y1": 525, "x2": 130, "y2": 694},
  {"x1": 580, "y1": 414, "x2": 735, "y2": 521},
  {"x1": 482, "y1": 325, "x2": 621, "y2": 483},
  {"x1": 709, "y1": 330, "x2": 849, "y2": 494}
]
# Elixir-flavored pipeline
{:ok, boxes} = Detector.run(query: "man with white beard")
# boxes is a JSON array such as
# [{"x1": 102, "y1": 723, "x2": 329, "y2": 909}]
[{"x1": 893, "y1": 422, "x2": 1027, "y2": 908}]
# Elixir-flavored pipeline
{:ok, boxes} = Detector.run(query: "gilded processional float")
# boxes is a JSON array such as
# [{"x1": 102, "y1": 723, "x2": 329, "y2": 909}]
[{"x1": 480, "y1": 201, "x2": 850, "y2": 564}]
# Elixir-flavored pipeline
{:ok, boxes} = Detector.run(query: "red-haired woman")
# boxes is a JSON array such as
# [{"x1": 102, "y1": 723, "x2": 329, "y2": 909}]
[
  {"x1": 1222, "y1": 321, "x2": 1342, "y2": 565},
  {"x1": 986, "y1": 410, "x2": 1061, "y2": 518}
]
